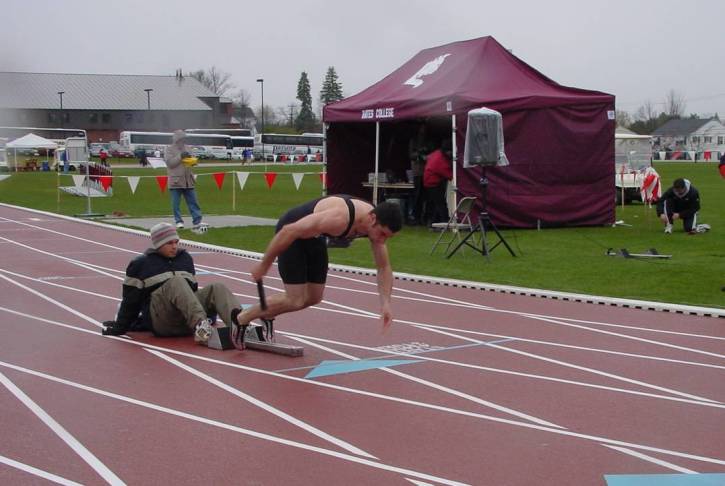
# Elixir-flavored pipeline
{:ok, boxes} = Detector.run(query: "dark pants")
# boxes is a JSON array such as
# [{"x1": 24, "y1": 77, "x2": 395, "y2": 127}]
[
  {"x1": 657, "y1": 200, "x2": 697, "y2": 232},
  {"x1": 425, "y1": 182, "x2": 449, "y2": 224}
]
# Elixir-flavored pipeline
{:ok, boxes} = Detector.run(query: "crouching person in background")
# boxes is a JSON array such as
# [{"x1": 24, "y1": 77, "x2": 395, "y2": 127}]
[
  {"x1": 101, "y1": 223, "x2": 242, "y2": 344},
  {"x1": 656, "y1": 178, "x2": 709, "y2": 234}
]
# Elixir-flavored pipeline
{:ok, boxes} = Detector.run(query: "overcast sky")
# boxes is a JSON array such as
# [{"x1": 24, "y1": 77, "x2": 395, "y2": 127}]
[{"x1": 3, "y1": 0, "x2": 725, "y2": 119}]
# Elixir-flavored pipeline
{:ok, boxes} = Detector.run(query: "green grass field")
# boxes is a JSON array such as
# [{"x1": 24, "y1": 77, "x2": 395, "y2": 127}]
[{"x1": 0, "y1": 162, "x2": 722, "y2": 309}]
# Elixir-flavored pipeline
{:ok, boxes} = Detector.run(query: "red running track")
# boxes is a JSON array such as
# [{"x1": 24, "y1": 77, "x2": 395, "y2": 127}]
[{"x1": 0, "y1": 204, "x2": 723, "y2": 485}]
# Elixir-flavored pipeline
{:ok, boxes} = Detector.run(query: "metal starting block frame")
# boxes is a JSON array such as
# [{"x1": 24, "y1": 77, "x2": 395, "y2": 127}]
[
  {"x1": 207, "y1": 321, "x2": 304, "y2": 357},
  {"x1": 606, "y1": 248, "x2": 672, "y2": 259}
]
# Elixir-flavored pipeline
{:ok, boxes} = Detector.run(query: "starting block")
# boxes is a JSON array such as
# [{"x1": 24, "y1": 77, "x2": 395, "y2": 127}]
[
  {"x1": 207, "y1": 321, "x2": 303, "y2": 357},
  {"x1": 606, "y1": 248, "x2": 672, "y2": 259}
]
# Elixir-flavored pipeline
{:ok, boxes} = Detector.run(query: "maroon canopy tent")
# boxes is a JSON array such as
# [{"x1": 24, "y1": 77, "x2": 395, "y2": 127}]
[{"x1": 323, "y1": 36, "x2": 616, "y2": 228}]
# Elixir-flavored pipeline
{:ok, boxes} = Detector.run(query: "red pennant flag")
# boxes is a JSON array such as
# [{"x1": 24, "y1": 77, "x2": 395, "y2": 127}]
[
  {"x1": 264, "y1": 172, "x2": 277, "y2": 189},
  {"x1": 99, "y1": 176, "x2": 113, "y2": 192},
  {"x1": 213, "y1": 172, "x2": 225, "y2": 190},
  {"x1": 318, "y1": 173, "x2": 326, "y2": 188},
  {"x1": 156, "y1": 175, "x2": 168, "y2": 193}
]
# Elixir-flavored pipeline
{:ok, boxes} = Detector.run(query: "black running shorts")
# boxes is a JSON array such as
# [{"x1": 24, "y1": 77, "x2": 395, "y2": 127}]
[{"x1": 277, "y1": 237, "x2": 328, "y2": 284}]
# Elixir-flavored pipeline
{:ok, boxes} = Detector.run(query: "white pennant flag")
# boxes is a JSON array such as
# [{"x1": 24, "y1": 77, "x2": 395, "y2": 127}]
[
  {"x1": 292, "y1": 172, "x2": 304, "y2": 190},
  {"x1": 235, "y1": 171, "x2": 249, "y2": 190},
  {"x1": 127, "y1": 176, "x2": 140, "y2": 194},
  {"x1": 688, "y1": 151, "x2": 696, "y2": 161},
  {"x1": 659, "y1": 151, "x2": 666, "y2": 160},
  {"x1": 71, "y1": 174, "x2": 85, "y2": 188}
]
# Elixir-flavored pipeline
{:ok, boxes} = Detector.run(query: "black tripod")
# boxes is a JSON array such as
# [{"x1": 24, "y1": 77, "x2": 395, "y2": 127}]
[{"x1": 446, "y1": 175, "x2": 516, "y2": 260}]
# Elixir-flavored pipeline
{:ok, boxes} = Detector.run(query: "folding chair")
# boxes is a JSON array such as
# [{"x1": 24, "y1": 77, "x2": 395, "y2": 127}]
[{"x1": 430, "y1": 196, "x2": 480, "y2": 254}]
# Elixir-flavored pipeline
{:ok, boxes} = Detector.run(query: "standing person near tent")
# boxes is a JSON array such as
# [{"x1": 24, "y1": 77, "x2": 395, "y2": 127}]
[
  {"x1": 164, "y1": 130, "x2": 207, "y2": 232},
  {"x1": 423, "y1": 139, "x2": 453, "y2": 225},
  {"x1": 230, "y1": 196, "x2": 403, "y2": 349},
  {"x1": 656, "y1": 178, "x2": 708, "y2": 234}
]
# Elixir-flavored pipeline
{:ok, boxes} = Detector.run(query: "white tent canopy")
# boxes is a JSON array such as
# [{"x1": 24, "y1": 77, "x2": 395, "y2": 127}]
[
  {"x1": 6, "y1": 133, "x2": 58, "y2": 149},
  {"x1": 6, "y1": 133, "x2": 58, "y2": 171}
]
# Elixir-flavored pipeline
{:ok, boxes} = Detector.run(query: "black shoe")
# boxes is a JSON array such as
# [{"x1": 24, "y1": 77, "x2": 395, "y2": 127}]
[{"x1": 229, "y1": 319, "x2": 248, "y2": 350}]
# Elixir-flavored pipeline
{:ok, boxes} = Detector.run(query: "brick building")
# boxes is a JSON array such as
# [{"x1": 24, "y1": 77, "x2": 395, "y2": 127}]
[{"x1": 0, "y1": 71, "x2": 239, "y2": 143}]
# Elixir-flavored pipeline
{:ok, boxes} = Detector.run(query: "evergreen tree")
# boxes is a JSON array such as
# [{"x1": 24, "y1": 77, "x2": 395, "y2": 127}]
[
  {"x1": 320, "y1": 66, "x2": 344, "y2": 105},
  {"x1": 295, "y1": 72, "x2": 316, "y2": 132}
]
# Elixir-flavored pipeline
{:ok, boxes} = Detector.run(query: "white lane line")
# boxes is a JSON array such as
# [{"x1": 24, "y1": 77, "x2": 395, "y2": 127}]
[
  {"x1": 147, "y1": 349, "x2": 377, "y2": 459},
  {"x1": 0, "y1": 236, "x2": 122, "y2": 280},
  {"x1": 520, "y1": 313, "x2": 725, "y2": 361},
  {"x1": 280, "y1": 330, "x2": 725, "y2": 410},
  {"x1": 0, "y1": 361, "x2": 468, "y2": 486},
  {"x1": 0, "y1": 454, "x2": 84, "y2": 486},
  {"x1": 602, "y1": 445, "x2": 698, "y2": 474},
  {"x1": 6, "y1": 263, "x2": 722, "y2": 375},
  {"x1": 6, "y1": 214, "x2": 720, "y2": 351},
  {"x1": 414, "y1": 325, "x2": 720, "y2": 404},
  {"x1": 2, "y1": 303, "x2": 722, "y2": 413},
  {"x1": 285, "y1": 334, "x2": 564, "y2": 429},
  {"x1": 0, "y1": 370, "x2": 125, "y2": 486},
  {"x1": 0, "y1": 268, "x2": 121, "y2": 301},
  {"x1": 0, "y1": 272, "x2": 104, "y2": 328},
  {"x1": 2, "y1": 358, "x2": 724, "y2": 469},
  {"x1": 405, "y1": 321, "x2": 725, "y2": 371}
]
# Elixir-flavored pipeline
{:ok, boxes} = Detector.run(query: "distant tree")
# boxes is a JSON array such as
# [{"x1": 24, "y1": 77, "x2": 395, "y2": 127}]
[
  {"x1": 319, "y1": 66, "x2": 344, "y2": 105},
  {"x1": 664, "y1": 89, "x2": 686, "y2": 118},
  {"x1": 615, "y1": 110, "x2": 632, "y2": 128},
  {"x1": 295, "y1": 72, "x2": 316, "y2": 132},
  {"x1": 188, "y1": 67, "x2": 235, "y2": 97},
  {"x1": 233, "y1": 88, "x2": 254, "y2": 128},
  {"x1": 255, "y1": 104, "x2": 277, "y2": 132}
]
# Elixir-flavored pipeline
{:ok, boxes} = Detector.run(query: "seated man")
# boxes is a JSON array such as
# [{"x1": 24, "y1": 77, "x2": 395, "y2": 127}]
[
  {"x1": 231, "y1": 196, "x2": 402, "y2": 349},
  {"x1": 101, "y1": 223, "x2": 241, "y2": 344},
  {"x1": 656, "y1": 178, "x2": 704, "y2": 234}
]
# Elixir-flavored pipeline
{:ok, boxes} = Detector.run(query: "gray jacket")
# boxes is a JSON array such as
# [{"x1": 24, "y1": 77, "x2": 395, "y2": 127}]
[{"x1": 164, "y1": 142, "x2": 195, "y2": 189}]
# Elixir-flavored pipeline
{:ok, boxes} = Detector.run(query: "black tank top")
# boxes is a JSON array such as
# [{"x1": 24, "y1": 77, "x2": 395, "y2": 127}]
[{"x1": 276, "y1": 195, "x2": 358, "y2": 239}]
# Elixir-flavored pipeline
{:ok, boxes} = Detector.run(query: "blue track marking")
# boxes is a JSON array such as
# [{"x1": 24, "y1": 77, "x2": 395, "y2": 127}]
[
  {"x1": 276, "y1": 337, "x2": 517, "y2": 374},
  {"x1": 604, "y1": 473, "x2": 725, "y2": 485},
  {"x1": 305, "y1": 359, "x2": 422, "y2": 379}
]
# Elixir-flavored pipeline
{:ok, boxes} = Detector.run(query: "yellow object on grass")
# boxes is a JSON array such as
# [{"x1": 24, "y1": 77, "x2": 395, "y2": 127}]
[{"x1": 182, "y1": 156, "x2": 198, "y2": 167}]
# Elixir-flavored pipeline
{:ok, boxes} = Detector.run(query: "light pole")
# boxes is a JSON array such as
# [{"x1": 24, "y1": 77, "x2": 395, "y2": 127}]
[
  {"x1": 144, "y1": 88, "x2": 153, "y2": 110},
  {"x1": 256, "y1": 78, "x2": 264, "y2": 160},
  {"x1": 57, "y1": 91, "x2": 65, "y2": 127}
]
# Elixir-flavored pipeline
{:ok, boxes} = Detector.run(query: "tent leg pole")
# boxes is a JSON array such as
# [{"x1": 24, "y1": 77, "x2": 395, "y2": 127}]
[{"x1": 374, "y1": 122, "x2": 380, "y2": 205}]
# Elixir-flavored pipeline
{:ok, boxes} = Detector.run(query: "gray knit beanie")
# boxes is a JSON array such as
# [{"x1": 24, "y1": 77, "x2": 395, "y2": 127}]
[{"x1": 150, "y1": 223, "x2": 179, "y2": 249}]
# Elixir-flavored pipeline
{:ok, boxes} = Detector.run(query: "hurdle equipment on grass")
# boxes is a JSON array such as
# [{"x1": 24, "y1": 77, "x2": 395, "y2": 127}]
[{"x1": 606, "y1": 248, "x2": 671, "y2": 259}]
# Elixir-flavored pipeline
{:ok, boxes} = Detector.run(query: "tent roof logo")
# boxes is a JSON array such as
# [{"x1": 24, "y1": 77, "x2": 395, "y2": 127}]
[{"x1": 403, "y1": 53, "x2": 451, "y2": 88}]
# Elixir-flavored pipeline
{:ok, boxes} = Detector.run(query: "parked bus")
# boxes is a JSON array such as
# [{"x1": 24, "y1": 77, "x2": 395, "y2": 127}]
[
  {"x1": 255, "y1": 133, "x2": 324, "y2": 162},
  {"x1": 119, "y1": 131, "x2": 234, "y2": 159},
  {"x1": 230, "y1": 135, "x2": 255, "y2": 159},
  {"x1": 186, "y1": 128, "x2": 253, "y2": 137},
  {"x1": 0, "y1": 126, "x2": 87, "y2": 147}
]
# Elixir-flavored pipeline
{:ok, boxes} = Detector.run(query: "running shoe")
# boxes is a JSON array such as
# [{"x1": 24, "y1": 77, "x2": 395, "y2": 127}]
[
  {"x1": 191, "y1": 222, "x2": 209, "y2": 234},
  {"x1": 176, "y1": 222, "x2": 184, "y2": 229},
  {"x1": 664, "y1": 223, "x2": 673, "y2": 234},
  {"x1": 194, "y1": 318, "x2": 213, "y2": 344}
]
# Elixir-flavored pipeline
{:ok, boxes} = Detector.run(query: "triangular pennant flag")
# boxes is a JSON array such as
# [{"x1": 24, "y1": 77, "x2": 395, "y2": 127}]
[
  {"x1": 235, "y1": 171, "x2": 249, "y2": 190},
  {"x1": 659, "y1": 151, "x2": 666, "y2": 160},
  {"x1": 71, "y1": 174, "x2": 85, "y2": 188},
  {"x1": 127, "y1": 176, "x2": 140, "y2": 194},
  {"x1": 264, "y1": 172, "x2": 277, "y2": 189},
  {"x1": 156, "y1": 175, "x2": 168, "y2": 193},
  {"x1": 319, "y1": 172, "x2": 327, "y2": 188},
  {"x1": 292, "y1": 172, "x2": 304, "y2": 190},
  {"x1": 688, "y1": 151, "x2": 696, "y2": 161},
  {"x1": 99, "y1": 176, "x2": 112, "y2": 192},
  {"x1": 213, "y1": 172, "x2": 225, "y2": 190}
]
